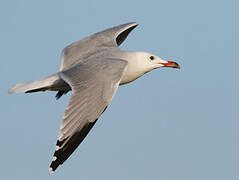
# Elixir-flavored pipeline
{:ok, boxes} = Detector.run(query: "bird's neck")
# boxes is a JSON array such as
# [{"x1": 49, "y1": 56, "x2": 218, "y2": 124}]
[{"x1": 119, "y1": 51, "x2": 148, "y2": 85}]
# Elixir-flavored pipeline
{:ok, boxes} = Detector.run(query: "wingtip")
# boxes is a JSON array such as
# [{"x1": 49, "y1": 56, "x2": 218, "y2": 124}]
[
  {"x1": 8, "y1": 85, "x2": 17, "y2": 94},
  {"x1": 49, "y1": 167, "x2": 54, "y2": 174},
  {"x1": 126, "y1": 21, "x2": 138, "y2": 27},
  {"x1": 133, "y1": 21, "x2": 139, "y2": 26},
  {"x1": 8, "y1": 83, "x2": 23, "y2": 94},
  {"x1": 8, "y1": 89, "x2": 14, "y2": 94}
]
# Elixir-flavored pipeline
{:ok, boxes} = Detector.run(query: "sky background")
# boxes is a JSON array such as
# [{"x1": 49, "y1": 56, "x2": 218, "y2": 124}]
[{"x1": 1, "y1": 0, "x2": 239, "y2": 179}]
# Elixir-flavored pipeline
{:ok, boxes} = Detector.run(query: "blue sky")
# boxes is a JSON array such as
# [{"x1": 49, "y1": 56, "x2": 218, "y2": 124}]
[{"x1": 1, "y1": 0, "x2": 239, "y2": 179}]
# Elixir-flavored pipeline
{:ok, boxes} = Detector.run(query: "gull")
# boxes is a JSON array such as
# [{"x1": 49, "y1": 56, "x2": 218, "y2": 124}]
[{"x1": 8, "y1": 22, "x2": 180, "y2": 173}]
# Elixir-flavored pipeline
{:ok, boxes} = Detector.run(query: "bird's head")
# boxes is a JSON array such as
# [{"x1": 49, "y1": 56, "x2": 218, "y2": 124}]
[
  {"x1": 119, "y1": 51, "x2": 180, "y2": 85},
  {"x1": 133, "y1": 51, "x2": 180, "y2": 72}
]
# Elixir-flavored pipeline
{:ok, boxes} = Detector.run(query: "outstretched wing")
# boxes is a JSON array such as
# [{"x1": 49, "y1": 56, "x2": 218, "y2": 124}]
[
  {"x1": 60, "y1": 22, "x2": 138, "y2": 71},
  {"x1": 49, "y1": 58, "x2": 128, "y2": 172}
]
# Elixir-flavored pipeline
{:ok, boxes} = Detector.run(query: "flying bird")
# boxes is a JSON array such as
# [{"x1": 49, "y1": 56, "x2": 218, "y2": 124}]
[{"x1": 8, "y1": 22, "x2": 180, "y2": 173}]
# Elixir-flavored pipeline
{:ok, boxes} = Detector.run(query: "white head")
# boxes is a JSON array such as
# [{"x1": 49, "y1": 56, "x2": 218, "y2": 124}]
[
  {"x1": 120, "y1": 51, "x2": 180, "y2": 84},
  {"x1": 131, "y1": 51, "x2": 180, "y2": 72}
]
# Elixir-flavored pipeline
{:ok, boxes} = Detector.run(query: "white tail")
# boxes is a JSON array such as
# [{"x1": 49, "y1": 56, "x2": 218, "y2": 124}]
[{"x1": 8, "y1": 74, "x2": 60, "y2": 94}]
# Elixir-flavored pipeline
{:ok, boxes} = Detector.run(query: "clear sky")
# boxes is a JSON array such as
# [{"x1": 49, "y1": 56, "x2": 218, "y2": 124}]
[{"x1": 1, "y1": 0, "x2": 239, "y2": 179}]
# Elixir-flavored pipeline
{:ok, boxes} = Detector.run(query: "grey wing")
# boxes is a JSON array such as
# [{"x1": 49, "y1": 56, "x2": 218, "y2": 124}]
[
  {"x1": 49, "y1": 58, "x2": 128, "y2": 172},
  {"x1": 60, "y1": 22, "x2": 138, "y2": 71}
]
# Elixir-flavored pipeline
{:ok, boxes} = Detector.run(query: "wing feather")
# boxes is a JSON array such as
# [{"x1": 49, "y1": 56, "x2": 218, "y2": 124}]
[
  {"x1": 49, "y1": 58, "x2": 128, "y2": 172},
  {"x1": 60, "y1": 22, "x2": 137, "y2": 71}
]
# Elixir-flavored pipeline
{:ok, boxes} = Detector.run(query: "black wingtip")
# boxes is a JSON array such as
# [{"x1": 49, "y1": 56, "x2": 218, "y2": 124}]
[
  {"x1": 49, "y1": 160, "x2": 60, "y2": 173},
  {"x1": 49, "y1": 167, "x2": 54, "y2": 174},
  {"x1": 49, "y1": 139, "x2": 66, "y2": 172},
  {"x1": 49, "y1": 160, "x2": 62, "y2": 174},
  {"x1": 49, "y1": 154, "x2": 59, "y2": 173},
  {"x1": 49, "y1": 155, "x2": 59, "y2": 173}
]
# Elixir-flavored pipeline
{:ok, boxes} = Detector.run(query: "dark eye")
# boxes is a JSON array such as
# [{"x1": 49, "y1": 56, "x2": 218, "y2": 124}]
[{"x1": 150, "y1": 56, "x2": 154, "y2": 60}]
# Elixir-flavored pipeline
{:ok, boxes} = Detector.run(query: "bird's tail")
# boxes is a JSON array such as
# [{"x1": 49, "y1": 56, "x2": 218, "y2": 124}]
[{"x1": 8, "y1": 73, "x2": 61, "y2": 94}]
